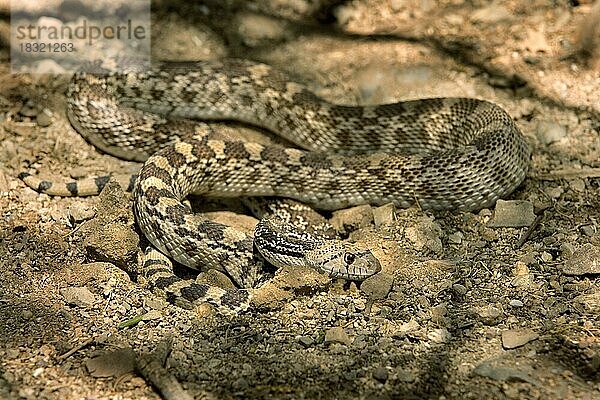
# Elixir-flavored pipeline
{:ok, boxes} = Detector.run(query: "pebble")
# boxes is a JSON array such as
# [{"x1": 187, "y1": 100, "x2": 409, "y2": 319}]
[
  {"x1": 404, "y1": 216, "x2": 443, "y2": 253},
  {"x1": 427, "y1": 328, "x2": 451, "y2": 344},
  {"x1": 236, "y1": 13, "x2": 288, "y2": 47},
  {"x1": 568, "y1": 178, "x2": 586, "y2": 192},
  {"x1": 580, "y1": 225, "x2": 595, "y2": 236},
  {"x1": 472, "y1": 305, "x2": 503, "y2": 326},
  {"x1": 372, "y1": 202, "x2": 395, "y2": 227},
  {"x1": 573, "y1": 291, "x2": 600, "y2": 313},
  {"x1": 563, "y1": 243, "x2": 600, "y2": 275},
  {"x1": 67, "y1": 201, "x2": 96, "y2": 223},
  {"x1": 560, "y1": 243, "x2": 576, "y2": 259},
  {"x1": 60, "y1": 287, "x2": 96, "y2": 307},
  {"x1": 20, "y1": 100, "x2": 38, "y2": 117},
  {"x1": 536, "y1": 121, "x2": 567, "y2": 145},
  {"x1": 233, "y1": 377, "x2": 250, "y2": 390},
  {"x1": 372, "y1": 366, "x2": 388, "y2": 383},
  {"x1": 298, "y1": 336, "x2": 314, "y2": 348},
  {"x1": 473, "y1": 362, "x2": 535, "y2": 383},
  {"x1": 36, "y1": 108, "x2": 53, "y2": 127},
  {"x1": 324, "y1": 327, "x2": 352, "y2": 345},
  {"x1": 511, "y1": 261, "x2": 534, "y2": 288},
  {"x1": 22, "y1": 310, "x2": 33, "y2": 319},
  {"x1": 447, "y1": 231, "x2": 463, "y2": 244},
  {"x1": 360, "y1": 272, "x2": 394, "y2": 300},
  {"x1": 471, "y1": 4, "x2": 512, "y2": 24},
  {"x1": 545, "y1": 186, "x2": 564, "y2": 199},
  {"x1": 330, "y1": 205, "x2": 373, "y2": 234},
  {"x1": 397, "y1": 368, "x2": 415, "y2": 382},
  {"x1": 501, "y1": 328, "x2": 539, "y2": 349},
  {"x1": 452, "y1": 283, "x2": 467, "y2": 296},
  {"x1": 488, "y1": 200, "x2": 536, "y2": 228},
  {"x1": 509, "y1": 299, "x2": 524, "y2": 308}
]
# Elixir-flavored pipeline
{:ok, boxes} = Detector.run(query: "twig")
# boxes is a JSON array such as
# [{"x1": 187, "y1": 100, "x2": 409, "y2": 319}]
[
  {"x1": 516, "y1": 210, "x2": 546, "y2": 249},
  {"x1": 536, "y1": 168, "x2": 600, "y2": 180},
  {"x1": 135, "y1": 336, "x2": 195, "y2": 400},
  {"x1": 57, "y1": 337, "x2": 94, "y2": 362}
]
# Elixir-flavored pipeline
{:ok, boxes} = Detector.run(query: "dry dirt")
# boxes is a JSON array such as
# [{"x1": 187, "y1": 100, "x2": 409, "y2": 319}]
[{"x1": 1, "y1": 1, "x2": 600, "y2": 399}]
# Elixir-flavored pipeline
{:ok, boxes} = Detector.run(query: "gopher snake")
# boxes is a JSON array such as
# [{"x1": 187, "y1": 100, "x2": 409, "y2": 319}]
[{"x1": 20, "y1": 59, "x2": 530, "y2": 313}]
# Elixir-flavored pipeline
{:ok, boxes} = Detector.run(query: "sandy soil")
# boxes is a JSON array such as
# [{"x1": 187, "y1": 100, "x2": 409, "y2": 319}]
[{"x1": 1, "y1": 1, "x2": 599, "y2": 399}]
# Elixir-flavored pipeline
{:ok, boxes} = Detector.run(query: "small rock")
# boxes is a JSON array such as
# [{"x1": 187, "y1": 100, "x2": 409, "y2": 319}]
[
  {"x1": 396, "y1": 368, "x2": 415, "y2": 382},
  {"x1": 67, "y1": 201, "x2": 96, "y2": 223},
  {"x1": 473, "y1": 362, "x2": 536, "y2": 383},
  {"x1": 471, "y1": 4, "x2": 512, "y2": 24},
  {"x1": 84, "y1": 223, "x2": 139, "y2": 268},
  {"x1": 427, "y1": 328, "x2": 451, "y2": 343},
  {"x1": 360, "y1": 272, "x2": 393, "y2": 300},
  {"x1": 560, "y1": 243, "x2": 576, "y2": 259},
  {"x1": 509, "y1": 299, "x2": 524, "y2": 308},
  {"x1": 141, "y1": 310, "x2": 162, "y2": 321},
  {"x1": 523, "y1": 28, "x2": 551, "y2": 53},
  {"x1": 85, "y1": 348, "x2": 136, "y2": 377},
  {"x1": 488, "y1": 200, "x2": 536, "y2": 228},
  {"x1": 511, "y1": 261, "x2": 534, "y2": 287},
  {"x1": 447, "y1": 231, "x2": 463, "y2": 244},
  {"x1": 472, "y1": 305, "x2": 503, "y2": 326},
  {"x1": 563, "y1": 243, "x2": 600, "y2": 275},
  {"x1": 60, "y1": 287, "x2": 95, "y2": 307},
  {"x1": 540, "y1": 252, "x2": 553, "y2": 262},
  {"x1": 236, "y1": 13, "x2": 287, "y2": 46},
  {"x1": 373, "y1": 202, "x2": 395, "y2": 227},
  {"x1": 330, "y1": 205, "x2": 373, "y2": 234},
  {"x1": 390, "y1": 0, "x2": 405, "y2": 12},
  {"x1": 404, "y1": 215, "x2": 443, "y2": 253},
  {"x1": 233, "y1": 377, "x2": 249, "y2": 391},
  {"x1": 536, "y1": 121, "x2": 567, "y2": 145},
  {"x1": 19, "y1": 100, "x2": 38, "y2": 117},
  {"x1": 22, "y1": 310, "x2": 33, "y2": 319},
  {"x1": 372, "y1": 366, "x2": 388, "y2": 383},
  {"x1": 36, "y1": 108, "x2": 53, "y2": 127},
  {"x1": 545, "y1": 186, "x2": 564, "y2": 199},
  {"x1": 196, "y1": 269, "x2": 236, "y2": 290},
  {"x1": 324, "y1": 327, "x2": 352, "y2": 346},
  {"x1": 501, "y1": 329, "x2": 539, "y2": 349},
  {"x1": 298, "y1": 336, "x2": 314, "y2": 348},
  {"x1": 581, "y1": 225, "x2": 595, "y2": 237},
  {"x1": 452, "y1": 284, "x2": 467, "y2": 296},
  {"x1": 568, "y1": 178, "x2": 586, "y2": 193},
  {"x1": 573, "y1": 291, "x2": 600, "y2": 313}
]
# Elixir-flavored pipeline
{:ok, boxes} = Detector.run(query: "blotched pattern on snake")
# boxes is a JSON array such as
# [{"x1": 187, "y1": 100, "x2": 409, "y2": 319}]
[{"x1": 20, "y1": 59, "x2": 530, "y2": 313}]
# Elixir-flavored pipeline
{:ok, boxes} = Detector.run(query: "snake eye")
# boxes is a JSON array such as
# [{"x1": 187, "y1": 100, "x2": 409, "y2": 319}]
[{"x1": 344, "y1": 252, "x2": 355, "y2": 265}]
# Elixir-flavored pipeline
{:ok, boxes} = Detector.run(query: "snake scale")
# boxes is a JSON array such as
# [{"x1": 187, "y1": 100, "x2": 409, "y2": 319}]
[{"x1": 20, "y1": 59, "x2": 530, "y2": 313}]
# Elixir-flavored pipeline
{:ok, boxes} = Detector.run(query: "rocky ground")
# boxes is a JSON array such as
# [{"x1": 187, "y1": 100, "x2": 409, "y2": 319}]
[{"x1": 1, "y1": 1, "x2": 599, "y2": 399}]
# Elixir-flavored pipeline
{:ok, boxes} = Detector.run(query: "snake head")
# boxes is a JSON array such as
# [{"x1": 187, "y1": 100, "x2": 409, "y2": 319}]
[{"x1": 306, "y1": 242, "x2": 381, "y2": 281}]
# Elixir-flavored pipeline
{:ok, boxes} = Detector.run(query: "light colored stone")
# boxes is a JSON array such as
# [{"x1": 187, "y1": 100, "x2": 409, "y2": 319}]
[
  {"x1": 60, "y1": 287, "x2": 96, "y2": 307},
  {"x1": 501, "y1": 329, "x2": 539, "y2": 349},
  {"x1": 489, "y1": 200, "x2": 536, "y2": 228},
  {"x1": 330, "y1": 205, "x2": 373, "y2": 234},
  {"x1": 536, "y1": 121, "x2": 567, "y2": 144},
  {"x1": 563, "y1": 243, "x2": 600, "y2": 275},
  {"x1": 360, "y1": 272, "x2": 393, "y2": 300},
  {"x1": 373, "y1": 202, "x2": 395, "y2": 227},
  {"x1": 324, "y1": 327, "x2": 352, "y2": 345}
]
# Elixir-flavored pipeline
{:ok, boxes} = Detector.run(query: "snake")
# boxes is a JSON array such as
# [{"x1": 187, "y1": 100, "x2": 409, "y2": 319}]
[{"x1": 19, "y1": 59, "x2": 530, "y2": 314}]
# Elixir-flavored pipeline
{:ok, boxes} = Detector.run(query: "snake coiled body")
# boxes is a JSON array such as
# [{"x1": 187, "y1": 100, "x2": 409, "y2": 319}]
[{"x1": 21, "y1": 59, "x2": 530, "y2": 313}]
